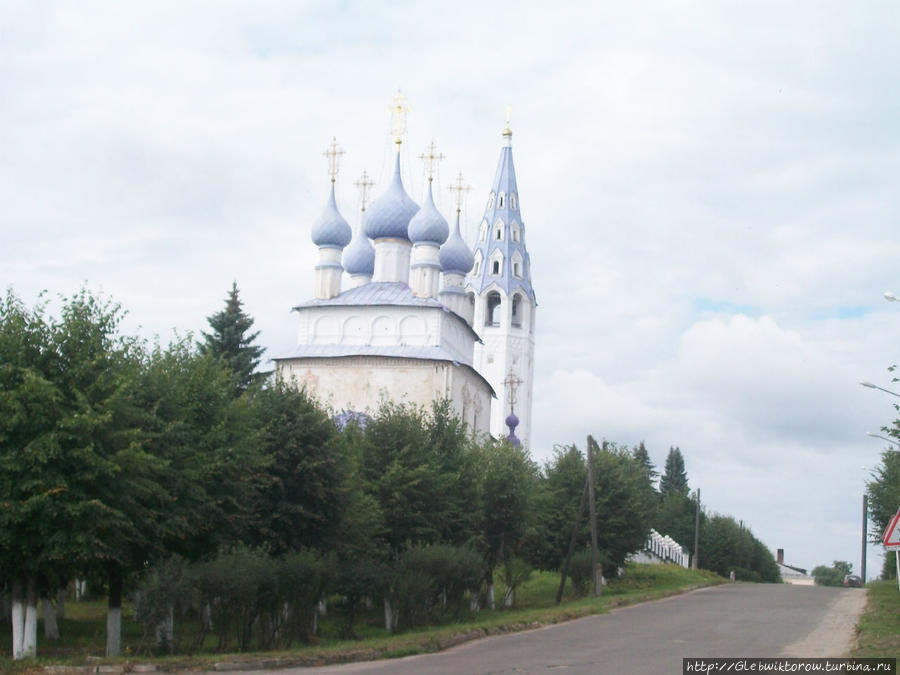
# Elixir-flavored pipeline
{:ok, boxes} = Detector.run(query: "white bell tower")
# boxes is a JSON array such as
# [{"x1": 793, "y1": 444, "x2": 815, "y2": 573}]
[{"x1": 466, "y1": 116, "x2": 536, "y2": 448}]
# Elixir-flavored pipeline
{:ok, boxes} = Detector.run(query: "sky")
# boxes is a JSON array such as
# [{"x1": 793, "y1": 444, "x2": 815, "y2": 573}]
[{"x1": 3, "y1": 1, "x2": 899, "y2": 578}]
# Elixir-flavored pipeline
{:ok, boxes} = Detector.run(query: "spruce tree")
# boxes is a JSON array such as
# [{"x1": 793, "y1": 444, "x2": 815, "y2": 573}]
[
  {"x1": 659, "y1": 446, "x2": 689, "y2": 496},
  {"x1": 199, "y1": 282, "x2": 264, "y2": 393},
  {"x1": 632, "y1": 441, "x2": 658, "y2": 487}
]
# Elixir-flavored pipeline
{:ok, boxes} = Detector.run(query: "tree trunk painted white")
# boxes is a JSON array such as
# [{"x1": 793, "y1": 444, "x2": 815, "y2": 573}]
[
  {"x1": 106, "y1": 608, "x2": 121, "y2": 657},
  {"x1": 106, "y1": 565, "x2": 123, "y2": 657},
  {"x1": 55, "y1": 586, "x2": 66, "y2": 620},
  {"x1": 11, "y1": 578, "x2": 25, "y2": 660},
  {"x1": 383, "y1": 598, "x2": 392, "y2": 631},
  {"x1": 469, "y1": 593, "x2": 480, "y2": 612},
  {"x1": 42, "y1": 595, "x2": 60, "y2": 640},
  {"x1": 75, "y1": 579, "x2": 86, "y2": 600},
  {"x1": 440, "y1": 589, "x2": 447, "y2": 608},
  {"x1": 23, "y1": 578, "x2": 38, "y2": 657},
  {"x1": 154, "y1": 604, "x2": 174, "y2": 652},
  {"x1": 202, "y1": 602, "x2": 213, "y2": 631},
  {"x1": 317, "y1": 599, "x2": 327, "y2": 616},
  {"x1": 504, "y1": 585, "x2": 514, "y2": 608},
  {"x1": 487, "y1": 583, "x2": 495, "y2": 610}
]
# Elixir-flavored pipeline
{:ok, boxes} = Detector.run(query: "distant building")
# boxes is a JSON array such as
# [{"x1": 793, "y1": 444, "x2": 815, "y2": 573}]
[{"x1": 776, "y1": 548, "x2": 813, "y2": 585}]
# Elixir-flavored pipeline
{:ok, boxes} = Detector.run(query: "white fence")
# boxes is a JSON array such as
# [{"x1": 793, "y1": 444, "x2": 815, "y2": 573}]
[{"x1": 632, "y1": 529, "x2": 690, "y2": 568}]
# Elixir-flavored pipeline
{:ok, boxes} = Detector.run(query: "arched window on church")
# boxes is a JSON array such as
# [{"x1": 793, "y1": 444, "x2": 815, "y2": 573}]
[
  {"x1": 512, "y1": 293, "x2": 523, "y2": 327},
  {"x1": 487, "y1": 192, "x2": 495, "y2": 209},
  {"x1": 492, "y1": 260, "x2": 500, "y2": 275},
  {"x1": 486, "y1": 292, "x2": 502, "y2": 327},
  {"x1": 513, "y1": 262, "x2": 521, "y2": 278},
  {"x1": 499, "y1": 192, "x2": 505, "y2": 208}
]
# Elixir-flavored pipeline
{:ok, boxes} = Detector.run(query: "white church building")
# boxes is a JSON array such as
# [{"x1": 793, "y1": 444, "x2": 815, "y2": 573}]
[{"x1": 275, "y1": 100, "x2": 536, "y2": 447}]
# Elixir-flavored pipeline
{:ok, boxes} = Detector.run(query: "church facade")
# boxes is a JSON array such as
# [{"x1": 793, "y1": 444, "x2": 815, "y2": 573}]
[{"x1": 275, "y1": 102, "x2": 535, "y2": 447}]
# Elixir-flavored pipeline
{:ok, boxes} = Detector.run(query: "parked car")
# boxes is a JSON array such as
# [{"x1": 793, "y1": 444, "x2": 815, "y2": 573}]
[{"x1": 842, "y1": 574, "x2": 862, "y2": 587}]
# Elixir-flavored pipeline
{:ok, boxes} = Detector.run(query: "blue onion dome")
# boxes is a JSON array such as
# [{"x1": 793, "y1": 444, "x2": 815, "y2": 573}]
[
  {"x1": 439, "y1": 211, "x2": 475, "y2": 274},
  {"x1": 311, "y1": 183, "x2": 352, "y2": 248},
  {"x1": 408, "y1": 181, "x2": 449, "y2": 245},
  {"x1": 505, "y1": 411, "x2": 519, "y2": 430},
  {"x1": 343, "y1": 224, "x2": 375, "y2": 275},
  {"x1": 363, "y1": 153, "x2": 419, "y2": 240}
]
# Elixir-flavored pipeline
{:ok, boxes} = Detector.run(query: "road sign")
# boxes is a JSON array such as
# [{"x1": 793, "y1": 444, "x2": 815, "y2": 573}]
[{"x1": 882, "y1": 507, "x2": 900, "y2": 549}]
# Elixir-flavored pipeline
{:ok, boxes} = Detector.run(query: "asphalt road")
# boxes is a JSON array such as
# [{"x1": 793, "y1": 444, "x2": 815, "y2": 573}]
[{"x1": 227, "y1": 584, "x2": 868, "y2": 675}]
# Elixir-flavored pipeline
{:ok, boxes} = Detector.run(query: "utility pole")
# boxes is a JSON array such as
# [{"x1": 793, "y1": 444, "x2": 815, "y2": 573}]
[
  {"x1": 692, "y1": 489, "x2": 701, "y2": 570},
  {"x1": 861, "y1": 494, "x2": 867, "y2": 584},
  {"x1": 586, "y1": 436, "x2": 602, "y2": 596}
]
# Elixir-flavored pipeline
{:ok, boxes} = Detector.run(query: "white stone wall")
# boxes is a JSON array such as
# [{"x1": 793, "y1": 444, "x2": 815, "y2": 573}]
[
  {"x1": 296, "y1": 305, "x2": 476, "y2": 367},
  {"x1": 278, "y1": 356, "x2": 491, "y2": 436}
]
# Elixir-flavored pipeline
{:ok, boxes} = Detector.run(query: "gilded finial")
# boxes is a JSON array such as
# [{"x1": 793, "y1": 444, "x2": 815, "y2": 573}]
[
  {"x1": 355, "y1": 171, "x2": 375, "y2": 213},
  {"x1": 419, "y1": 141, "x2": 445, "y2": 183},
  {"x1": 448, "y1": 171, "x2": 471, "y2": 215},
  {"x1": 503, "y1": 105, "x2": 512, "y2": 137},
  {"x1": 324, "y1": 137, "x2": 345, "y2": 184},
  {"x1": 389, "y1": 89, "x2": 410, "y2": 150}
]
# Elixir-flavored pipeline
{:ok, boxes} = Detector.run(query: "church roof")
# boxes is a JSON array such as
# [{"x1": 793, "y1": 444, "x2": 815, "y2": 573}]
[
  {"x1": 466, "y1": 130, "x2": 535, "y2": 300},
  {"x1": 440, "y1": 211, "x2": 475, "y2": 274},
  {"x1": 343, "y1": 221, "x2": 376, "y2": 275},
  {"x1": 311, "y1": 183, "x2": 352, "y2": 249},
  {"x1": 408, "y1": 181, "x2": 449, "y2": 246},
  {"x1": 363, "y1": 153, "x2": 419, "y2": 241},
  {"x1": 292, "y1": 281, "x2": 482, "y2": 342},
  {"x1": 294, "y1": 281, "x2": 443, "y2": 309}
]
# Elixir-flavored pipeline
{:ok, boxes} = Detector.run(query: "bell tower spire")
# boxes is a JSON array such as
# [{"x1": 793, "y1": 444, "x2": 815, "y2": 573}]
[{"x1": 466, "y1": 114, "x2": 536, "y2": 447}]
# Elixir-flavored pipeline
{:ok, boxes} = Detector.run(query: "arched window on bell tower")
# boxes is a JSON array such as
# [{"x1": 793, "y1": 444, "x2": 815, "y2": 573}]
[{"x1": 485, "y1": 291, "x2": 502, "y2": 327}]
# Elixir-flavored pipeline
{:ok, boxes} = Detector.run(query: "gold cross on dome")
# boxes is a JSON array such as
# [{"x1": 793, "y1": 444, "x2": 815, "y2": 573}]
[
  {"x1": 448, "y1": 171, "x2": 471, "y2": 214},
  {"x1": 503, "y1": 105, "x2": 512, "y2": 136},
  {"x1": 355, "y1": 171, "x2": 375, "y2": 212},
  {"x1": 419, "y1": 141, "x2": 445, "y2": 183},
  {"x1": 389, "y1": 89, "x2": 410, "y2": 148},
  {"x1": 502, "y1": 369, "x2": 523, "y2": 410},
  {"x1": 323, "y1": 137, "x2": 345, "y2": 183}
]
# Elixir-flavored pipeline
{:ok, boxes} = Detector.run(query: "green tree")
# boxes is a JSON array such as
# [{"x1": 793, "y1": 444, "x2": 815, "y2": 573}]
[
  {"x1": 247, "y1": 380, "x2": 345, "y2": 555},
  {"x1": 632, "y1": 441, "x2": 658, "y2": 487},
  {"x1": 811, "y1": 560, "x2": 852, "y2": 587},
  {"x1": 700, "y1": 514, "x2": 780, "y2": 582},
  {"x1": 653, "y1": 490, "x2": 700, "y2": 549},
  {"x1": 199, "y1": 282, "x2": 265, "y2": 394},
  {"x1": 476, "y1": 438, "x2": 538, "y2": 608},
  {"x1": 590, "y1": 439, "x2": 657, "y2": 575},
  {"x1": 659, "y1": 446, "x2": 689, "y2": 497}
]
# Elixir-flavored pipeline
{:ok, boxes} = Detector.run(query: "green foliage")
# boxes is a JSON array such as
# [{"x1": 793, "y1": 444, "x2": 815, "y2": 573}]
[
  {"x1": 527, "y1": 445, "x2": 586, "y2": 572},
  {"x1": 133, "y1": 555, "x2": 192, "y2": 654},
  {"x1": 632, "y1": 441, "x2": 658, "y2": 485},
  {"x1": 811, "y1": 560, "x2": 852, "y2": 587},
  {"x1": 198, "y1": 282, "x2": 264, "y2": 394},
  {"x1": 477, "y1": 438, "x2": 539, "y2": 575},
  {"x1": 659, "y1": 446, "x2": 689, "y2": 496},
  {"x1": 566, "y1": 550, "x2": 604, "y2": 597},
  {"x1": 247, "y1": 380, "x2": 344, "y2": 555},
  {"x1": 653, "y1": 490, "x2": 701, "y2": 551},
  {"x1": 700, "y1": 514, "x2": 781, "y2": 583},
  {"x1": 867, "y1": 451, "x2": 900, "y2": 578}
]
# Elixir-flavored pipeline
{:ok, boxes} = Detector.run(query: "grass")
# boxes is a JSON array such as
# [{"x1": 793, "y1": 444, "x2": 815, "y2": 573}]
[
  {"x1": 851, "y1": 579, "x2": 900, "y2": 658},
  {"x1": 0, "y1": 564, "x2": 723, "y2": 672}
]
